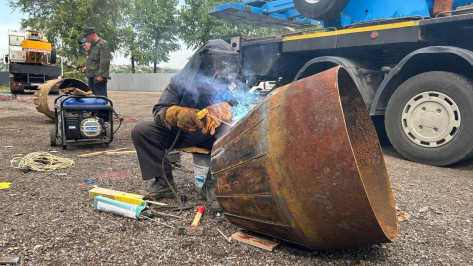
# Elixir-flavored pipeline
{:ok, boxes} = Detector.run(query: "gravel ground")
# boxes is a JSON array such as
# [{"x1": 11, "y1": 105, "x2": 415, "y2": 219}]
[{"x1": 0, "y1": 90, "x2": 472, "y2": 265}]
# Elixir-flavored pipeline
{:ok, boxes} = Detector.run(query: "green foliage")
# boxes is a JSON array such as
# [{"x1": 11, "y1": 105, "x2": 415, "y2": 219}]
[
  {"x1": 113, "y1": 65, "x2": 179, "y2": 73},
  {"x1": 0, "y1": 62, "x2": 8, "y2": 72},
  {"x1": 178, "y1": 0, "x2": 288, "y2": 49},
  {"x1": 131, "y1": 0, "x2": 180, "y2": 72},
  {"x1": 62, "y1": 68, "x2": 87, "y2": 81},
  {"x1": 9, "y1": 0, "x2": 301, "y2": 70},
  {"x1": 9, "y1": 0, "x2": 129, "y2": 63}
]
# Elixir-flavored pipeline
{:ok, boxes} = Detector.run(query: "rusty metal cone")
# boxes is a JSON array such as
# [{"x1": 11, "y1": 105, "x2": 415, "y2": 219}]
[{"x1": 211, "y1": 66, "x2": 398, "y2": 250}]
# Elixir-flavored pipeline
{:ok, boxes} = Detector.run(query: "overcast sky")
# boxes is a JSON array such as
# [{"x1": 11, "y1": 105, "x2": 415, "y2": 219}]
[{"x1": 0, "y1": 1, "x2": 194, "y2": 69}]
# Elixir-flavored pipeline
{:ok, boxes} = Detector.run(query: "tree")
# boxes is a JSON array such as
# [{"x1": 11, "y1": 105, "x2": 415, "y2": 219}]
[
  {"x1": 132, "y1": 0, "x2": 180, "y2": 73},
  {"x1": 120, "y1": 26, "x2": 139, "y2": 73},
  {"x1": 179, "y1": 0, "x2": 286, "y2": 49},
  {"x1": 9, "y1": 0, "x2": 128, "y2": 63}
]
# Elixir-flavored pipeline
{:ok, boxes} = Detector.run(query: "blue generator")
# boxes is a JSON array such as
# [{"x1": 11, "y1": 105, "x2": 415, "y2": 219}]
[{"x1": 50, "y1": 95, "x2": 122, "y2": 149}]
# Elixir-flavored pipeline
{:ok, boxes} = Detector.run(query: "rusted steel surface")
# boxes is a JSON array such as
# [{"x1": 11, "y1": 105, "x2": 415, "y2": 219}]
[
  {"x1": 211, "y1": 66, "x2": 397, "y2": 250},
  {"x1": 33, "y1": 78, "x2": 91, "y2": 120}
]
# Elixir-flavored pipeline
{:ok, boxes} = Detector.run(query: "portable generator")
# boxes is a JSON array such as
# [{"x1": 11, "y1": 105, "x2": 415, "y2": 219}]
[{"x1": 50, "y1": 94, "x2": 122, "y2": 149}]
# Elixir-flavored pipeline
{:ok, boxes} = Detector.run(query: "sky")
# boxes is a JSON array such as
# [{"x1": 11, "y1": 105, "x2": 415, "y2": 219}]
[{"x1": 0, "y1": 1, "x2": 195, "y2": 69}]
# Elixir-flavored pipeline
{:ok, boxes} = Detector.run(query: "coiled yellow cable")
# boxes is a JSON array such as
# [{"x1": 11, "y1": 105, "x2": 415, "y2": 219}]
[{"x1": 10, "y1": 152, "x2": 75, "y2": 172}]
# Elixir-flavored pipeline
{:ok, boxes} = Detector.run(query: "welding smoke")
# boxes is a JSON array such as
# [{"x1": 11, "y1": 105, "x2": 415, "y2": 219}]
[{"x1": 172, "y1": 39, "x2": 261, "y2": 123}]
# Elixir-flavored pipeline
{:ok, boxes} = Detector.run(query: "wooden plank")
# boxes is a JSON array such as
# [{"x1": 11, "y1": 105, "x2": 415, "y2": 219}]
[
  {"x1": 78, "y1": 148, "x2": 129, "y2": 158},
  {"x1": 0, "y1": 256, "x2": 20, "y2": 264},
  {"x1": 105, "y1": 151, "x2": 136, "y2": 155},
  {"x1": 231, "y1": 231, "x2": 279, "y2": 251}
]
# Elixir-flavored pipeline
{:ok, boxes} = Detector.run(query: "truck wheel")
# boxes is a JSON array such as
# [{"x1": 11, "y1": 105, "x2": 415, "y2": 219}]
[
  {"x1": 385, "y1": 71, "x2": 473, "y2": 166},
  {"x1": 50, "y1": 125, "x2": 57, "y2": 146},
  {"x1": 50, "y1": 47, "x2": 57, "y2": 64},
  {"x1": 293, "y1": 0, "x2": 349, "y2": 20}
]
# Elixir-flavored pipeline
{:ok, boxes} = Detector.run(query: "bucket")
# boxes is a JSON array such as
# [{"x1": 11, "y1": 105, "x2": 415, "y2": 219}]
[{"x1": 192, "y1": 153, "x2": 210, "y2": 194}]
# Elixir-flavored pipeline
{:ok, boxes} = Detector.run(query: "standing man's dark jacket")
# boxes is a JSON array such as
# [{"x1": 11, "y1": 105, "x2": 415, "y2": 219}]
[{"x1": 85, "y1": 38, "x2": 110, "y2": 80}]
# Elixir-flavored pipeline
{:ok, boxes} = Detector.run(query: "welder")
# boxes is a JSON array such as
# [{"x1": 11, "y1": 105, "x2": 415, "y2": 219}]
[{"x1": 131, "y1": 39, "x2": 241, "y2": 211}]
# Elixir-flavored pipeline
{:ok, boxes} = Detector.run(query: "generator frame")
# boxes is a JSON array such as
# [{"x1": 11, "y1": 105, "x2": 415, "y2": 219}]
[{"x1": 51, "y1": 95, "x2": 116, "y2": 149}]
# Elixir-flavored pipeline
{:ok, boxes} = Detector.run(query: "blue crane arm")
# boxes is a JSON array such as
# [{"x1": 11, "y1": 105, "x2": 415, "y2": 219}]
[
  {"x1": 209, "y1": 1, "x2": 318, "y2": 29},
  {"x1": 210, "y1": 0, "x2": 473, "y2": 29}
]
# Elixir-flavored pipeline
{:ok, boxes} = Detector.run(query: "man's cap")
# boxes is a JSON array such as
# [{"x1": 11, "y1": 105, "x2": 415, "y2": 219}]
[
  {"x1": 82, "y1": 27, "x2": 96, "y2": 36},
  {"x1": 78, "y1": 38, "x2": 89, "y2": 45}
]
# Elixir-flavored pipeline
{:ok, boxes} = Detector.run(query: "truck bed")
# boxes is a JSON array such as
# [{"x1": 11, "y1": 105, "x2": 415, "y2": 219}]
[{"x1": 240, "y1": 13, "x2": 473, "y2": 79}]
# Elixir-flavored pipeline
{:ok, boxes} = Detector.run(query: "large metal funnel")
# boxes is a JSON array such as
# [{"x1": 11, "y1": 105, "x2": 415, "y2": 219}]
[{"x1": 211, "y1": 66, "x2": 398, "y2": 250}]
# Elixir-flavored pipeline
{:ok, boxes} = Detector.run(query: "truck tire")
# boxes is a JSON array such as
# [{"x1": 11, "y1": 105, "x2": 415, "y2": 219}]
[
  {"x1": 51, "y1": 47, "x2": 57, "y2": 64},
  {"x1": 293, "y1": 0, "x2": 349, "y2": 20},
  {"x1": 385, "y1": 71, "x2": 473, "y2": 166}
]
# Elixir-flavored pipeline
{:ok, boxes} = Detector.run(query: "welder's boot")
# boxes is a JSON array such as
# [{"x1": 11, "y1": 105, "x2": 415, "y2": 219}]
[
  {"x1": 201, "y1": 172, "x2": 222, "y2": 212},
  {"x1": 145, "y1": 175, "x2": 176, "y2": 200}
]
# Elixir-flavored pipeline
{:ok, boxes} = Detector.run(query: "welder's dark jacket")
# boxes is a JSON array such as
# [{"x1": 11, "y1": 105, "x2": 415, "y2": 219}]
[
  {"x1": 85, "y1": 38, "x2": 110, "y2": 79},
  {"x1": 152, "y1": 39, "x2": 239, "y2": 129}
]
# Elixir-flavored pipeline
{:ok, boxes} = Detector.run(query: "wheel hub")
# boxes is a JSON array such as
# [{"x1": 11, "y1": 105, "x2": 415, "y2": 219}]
[{"x1": 402, "y1": 91, "x2": 460, "y2": 147}]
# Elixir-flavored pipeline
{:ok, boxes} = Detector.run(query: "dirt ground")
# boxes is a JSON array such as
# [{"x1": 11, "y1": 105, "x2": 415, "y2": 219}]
[{"x1": 1, "y1": 90, "x2": 472, "y2": 265}]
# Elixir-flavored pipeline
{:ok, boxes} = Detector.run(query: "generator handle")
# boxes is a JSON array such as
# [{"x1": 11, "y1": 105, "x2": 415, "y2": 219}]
[
  {"x1": 54, "y1": 94, "x2": 114, "y2": 110},
  {"x1": 113, "y1": 108, "x2": 123, "y2": 122}
]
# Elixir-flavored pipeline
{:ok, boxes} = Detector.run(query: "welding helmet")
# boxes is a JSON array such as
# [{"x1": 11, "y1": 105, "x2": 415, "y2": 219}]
[
  {"x1": 172, "y1": 39, "x2": 241, "y2": 91},
  {"x1": 199, "y1": 48, "x2": 240, "y2": 83}
]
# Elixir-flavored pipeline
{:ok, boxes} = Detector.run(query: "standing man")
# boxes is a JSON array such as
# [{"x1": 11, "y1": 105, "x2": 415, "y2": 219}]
[
  {"x1": 82, "y1": 27, "x2": 110, "y2": 97},
  {"x1": 78, "y1": 38, "x2": 90, "y2": 74},
  {"x1": 79, "y1": 38, "x2": 91, "y2": 52}
]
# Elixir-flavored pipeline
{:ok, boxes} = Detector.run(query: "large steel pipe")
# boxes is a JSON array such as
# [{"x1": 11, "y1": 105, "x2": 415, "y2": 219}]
[{"x1": 211, "y1": 66, "x2": 397, "y2": 250}]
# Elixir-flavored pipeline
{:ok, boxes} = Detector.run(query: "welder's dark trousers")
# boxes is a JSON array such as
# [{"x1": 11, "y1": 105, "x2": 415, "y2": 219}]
[{"x1": 131, "y1": 121, "x2": 228, "y2": 181}]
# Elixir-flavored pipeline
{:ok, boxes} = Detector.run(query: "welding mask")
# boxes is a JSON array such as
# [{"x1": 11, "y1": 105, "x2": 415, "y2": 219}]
[{"x1": 199, "y1": 49, "x2": 240, "y2": 86}]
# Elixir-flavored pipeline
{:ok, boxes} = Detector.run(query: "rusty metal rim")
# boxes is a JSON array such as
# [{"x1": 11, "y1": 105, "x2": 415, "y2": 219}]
[{"x1": 33, "y1": 79, "x2": 61, "y2": 120}]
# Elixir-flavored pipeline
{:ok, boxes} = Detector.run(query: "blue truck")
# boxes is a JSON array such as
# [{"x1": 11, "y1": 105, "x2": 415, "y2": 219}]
[{"x1": 210, "y1": 0, "x2": 473, "y2": 166}]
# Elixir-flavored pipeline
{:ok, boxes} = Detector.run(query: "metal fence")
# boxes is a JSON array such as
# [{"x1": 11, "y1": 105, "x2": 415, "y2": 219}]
[
  {"x1": 0, "y1": 72, "x2": 9, "y2": 86},
  {"x1": 0, "y1": 72, "x2": 177, "y2": 91},
  {"x1": 108, "y1": 73, "x2": 176, "y2": 92}
]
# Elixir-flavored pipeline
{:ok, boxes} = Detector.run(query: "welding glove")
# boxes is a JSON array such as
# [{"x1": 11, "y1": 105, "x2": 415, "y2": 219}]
[
  {"x1": 165, "y1": 106, "x2": 203, "y2": 132},
  {"x1": 201, "y1": 102, "x2": 232, "y2": 135}
]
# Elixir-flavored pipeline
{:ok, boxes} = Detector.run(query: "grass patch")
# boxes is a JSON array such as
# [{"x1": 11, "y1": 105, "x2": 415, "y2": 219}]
[{"x1": 0, "y1": 86, "x2": 10, "y2": 92}]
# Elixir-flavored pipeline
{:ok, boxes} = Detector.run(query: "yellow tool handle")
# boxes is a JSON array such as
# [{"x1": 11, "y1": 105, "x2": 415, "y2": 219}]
[
  {"x1": 191, "y1": 206, "x2": 205, "y2": 226},
  {"x1": 191, "y1": 212, "x2": 203, "y2": 227},
  {"x1": 196, "y1": 108, "x2": 208, "y2": 119}
]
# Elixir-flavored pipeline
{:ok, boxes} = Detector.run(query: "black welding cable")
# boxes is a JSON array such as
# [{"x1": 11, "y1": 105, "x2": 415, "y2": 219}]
[
  {"x1": 113, "y1": 119, "x2": 122, "y2": 135},
  {"x1": 161, "y1": 129, "x2": 184, "y2": 215},
  {"x1": 113, "y1": 110, "x2": 123, "y2": 135}
]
